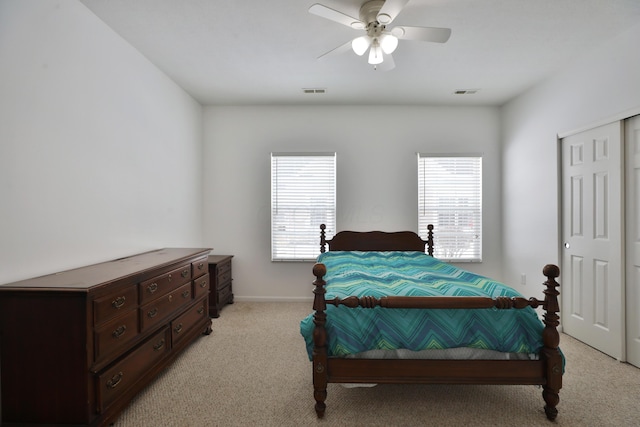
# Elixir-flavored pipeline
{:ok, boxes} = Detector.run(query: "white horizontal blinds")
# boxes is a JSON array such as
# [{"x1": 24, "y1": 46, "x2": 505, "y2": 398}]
[
  {"x1": 418, "y1": 154, "x2": 482, "y2": 262},
  {"x1": 271, "y1": 153, "x2": 336, "y2": 261}
]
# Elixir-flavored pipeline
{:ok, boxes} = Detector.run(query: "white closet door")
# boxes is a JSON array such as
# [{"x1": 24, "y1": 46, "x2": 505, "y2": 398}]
[
  {"x1": 561, "y1": 122, "x2": 624, "y2": 360},
  {"x1": 626, "y1": 115, "x2": 640, "y2": 368}
]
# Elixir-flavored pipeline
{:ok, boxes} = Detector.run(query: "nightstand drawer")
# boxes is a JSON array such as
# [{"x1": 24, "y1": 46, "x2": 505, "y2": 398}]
[
  {"x1": 139, "y1": 264, "x2": 191, "y2": 304},
  {"x1": 215, "y1": 259, "x2": 231, "y2": 277},
  {"x1": 217, "y1": 283, "x2": 232, "y2": 304},
  {"x1": 217, "y1": 269, "x2": 231, "y2": 288}
]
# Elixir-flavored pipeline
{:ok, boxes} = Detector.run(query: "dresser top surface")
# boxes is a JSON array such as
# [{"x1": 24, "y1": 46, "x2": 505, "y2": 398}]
[{"x1": 0, "y1": 248, "x2": 212, "y2": 291}]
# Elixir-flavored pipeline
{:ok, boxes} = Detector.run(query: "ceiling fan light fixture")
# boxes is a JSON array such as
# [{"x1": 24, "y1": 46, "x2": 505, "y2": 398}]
[
  {"x1": 368, "y1": 41, "x2": 384, "y2": 65},
  {"x1": 308, "y1": 1, "x2": 452, "y2": 70},
  {"x1": 391, "y1": 27, "x2": 405, "y2": 37},
  {"x1": 352, "y1": 35, "x2": 372, "y2": 56},
  {"x1": 377, "y1": 12, "x2": 392, "y2": 24},
  {"x1": 380, "y1": 33, "x2": 398, "y2": 54}
]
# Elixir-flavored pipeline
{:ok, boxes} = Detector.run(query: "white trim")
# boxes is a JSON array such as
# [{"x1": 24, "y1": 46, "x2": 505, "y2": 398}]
[
  {"x1": 271, "y1": 152, "x2": 335, "y2": 157},
  {"x1": 234, "y1": 296, "x2": 314, "y2": 303},
  {"x1": 557, "y1": 106, "x2": 640, "y2": 138},
  {"x1": 417, "y1": 152, "x2": 484, "y2": 158}
]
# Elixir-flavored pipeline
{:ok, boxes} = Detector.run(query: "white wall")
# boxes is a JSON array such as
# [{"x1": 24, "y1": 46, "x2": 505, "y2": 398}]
[
  {"x1": 501, "y1": 21, "x2": 640, "y2": 297},
  {"x1": 203, "y1": 105, "x2": 502, "y2": 300},
  {"x1": 4, "y1": 2, "x2": 636, "y2": 306},
  {"x1": 0, "y1": 0, "x2": 204, "y2": 285}
]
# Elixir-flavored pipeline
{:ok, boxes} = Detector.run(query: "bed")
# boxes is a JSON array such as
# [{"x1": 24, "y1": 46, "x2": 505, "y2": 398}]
[{"x1": 300, "y1": 224, "x2": 562, "y2": 420}]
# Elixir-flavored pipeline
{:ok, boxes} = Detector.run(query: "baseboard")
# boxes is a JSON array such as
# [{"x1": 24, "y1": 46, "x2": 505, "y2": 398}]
[{"x1": 233, "y1": 296, "x2": 314, "y2": 303}]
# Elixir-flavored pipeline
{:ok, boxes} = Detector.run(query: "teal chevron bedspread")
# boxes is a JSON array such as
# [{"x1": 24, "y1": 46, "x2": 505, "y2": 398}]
[{"x1": 300, "y1": 251, "x2": 545, "y2": 360}]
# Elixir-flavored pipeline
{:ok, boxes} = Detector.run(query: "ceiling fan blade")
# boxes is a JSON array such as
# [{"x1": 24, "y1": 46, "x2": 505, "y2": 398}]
[
  {"x1": 317, "y1": 40, "x2": 353, "y2": 60},
  {"x1": 376, "y1": 53, "x2": 396, "y2": 71},
  {"x1": 376, "y1": 0, "x2": 410, "y2": 25},
  {"x1": 392, "y1": 26, "x2": 451, "y2": 43},
  {"x1": 309, "y1": 3, "x2": 363, "y2": 29}
]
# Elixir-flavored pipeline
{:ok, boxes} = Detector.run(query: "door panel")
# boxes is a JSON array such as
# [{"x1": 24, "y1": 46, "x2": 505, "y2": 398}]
[
  {"x1": 561, "y1": 121, "x2": 624, "y2": 360},
  {"x1": 626, "y1": 115, "x2": 640, "y2": 367}
]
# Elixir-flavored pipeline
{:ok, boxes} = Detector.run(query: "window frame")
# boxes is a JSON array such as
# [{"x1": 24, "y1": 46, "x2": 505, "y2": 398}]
[
  {"x1": 417, "y1": 153, "x2": 483, "y2": 262},
  {"x1": 270, "y1": 152, "x2": 336, "y2": 262}
]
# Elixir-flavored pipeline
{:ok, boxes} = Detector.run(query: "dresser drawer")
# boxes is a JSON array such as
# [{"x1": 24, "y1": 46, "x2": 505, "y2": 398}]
[
  {"x1": 94, "y1": 310, "x2": 140, "y2": 364},
  {"x1": 191, "y1": 257, "x2": 208, "y2": 279},
  {"x1": 96, "y1": 327, "x2": 170, "y2": 413},
  {"x1": 193, "y1": 273, "x2": 210, "y2": 300},
  {"x1": 139, "y1": 283, "x2": 193, "y2": 332},
  {"x1": 171, "y1": 298, "x2": 208, "y2": 347},
  {"x1": 139, "y1": 264, "x2": 191, "y2": 304},
  {"x1": 93, "y1": 285, "x2": 138, "y2": 326}
]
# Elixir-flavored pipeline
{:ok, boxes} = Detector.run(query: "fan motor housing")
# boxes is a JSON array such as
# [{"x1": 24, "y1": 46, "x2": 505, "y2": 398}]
[{"x1": 359, "y1": 0, "x2": 385, "y2": 24}]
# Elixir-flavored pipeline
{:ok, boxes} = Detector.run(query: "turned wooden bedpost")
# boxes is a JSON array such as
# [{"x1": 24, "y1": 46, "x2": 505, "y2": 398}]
[
  {"x1": 427, "y1": 224, "x2": 434, "y2": 256},
  {"x1": 320, "y1": 224, "x2": 327, "y2": 253},
  {"x1": 540, "y1": 264, "x2": 562, "y2": 421},
  {"x1": 312, "y1": 263, "x2": 328, "y2": 418}
]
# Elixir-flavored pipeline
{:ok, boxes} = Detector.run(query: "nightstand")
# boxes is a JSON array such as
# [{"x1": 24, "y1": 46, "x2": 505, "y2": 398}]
[{"x1": 208, "y1": 255, "x2": 234, "y2": 317}]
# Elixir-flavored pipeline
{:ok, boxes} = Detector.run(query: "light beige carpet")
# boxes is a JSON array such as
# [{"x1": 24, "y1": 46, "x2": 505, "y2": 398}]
[{"x1": 114, "y1": 302, "x2": 640, "y2": 426}]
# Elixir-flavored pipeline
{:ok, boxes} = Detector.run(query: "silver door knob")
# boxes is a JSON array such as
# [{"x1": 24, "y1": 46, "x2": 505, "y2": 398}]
[{"x1": 564, "y1": 242, "x2": 570, "y2": 249}]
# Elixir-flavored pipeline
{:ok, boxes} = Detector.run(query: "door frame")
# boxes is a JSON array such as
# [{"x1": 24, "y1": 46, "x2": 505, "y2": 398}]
[{"x1": 557, "y1": 120, "x2": 626, "y2": 360}]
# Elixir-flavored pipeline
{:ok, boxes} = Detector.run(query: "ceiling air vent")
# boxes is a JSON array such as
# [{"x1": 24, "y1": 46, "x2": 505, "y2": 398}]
[
  {"x1": 303, "y1": 88, "x2": 326, "y2": 94},
  {"x1": 454, "y1": 89, "x2": 479, "y2": 95}
]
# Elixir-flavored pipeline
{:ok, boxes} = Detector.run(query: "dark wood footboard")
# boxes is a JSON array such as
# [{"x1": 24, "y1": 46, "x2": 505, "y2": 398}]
[{"x1": 310, "y1": 263, "x2": 562, "y2": 420}]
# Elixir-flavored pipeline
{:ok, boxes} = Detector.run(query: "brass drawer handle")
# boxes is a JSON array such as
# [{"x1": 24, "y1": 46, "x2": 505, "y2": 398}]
[
  {"x1": 107, "y1": 372, "x2": 123, "y2": 389},
  {"x1": 147, "y1": 308, "x2": 158, "y2": 318},
  {"x1": 174, "y1": 323, "x2": 183, "y2": 334},
  {"x1": 153, "y1": 339, "x2": 165, "y2": 351},
  {"x1": 181, "y1": 269, "x2": 189, "y2": 278},
  {"x1": 197, "y1": 262, "x2": 204, "y2": 270},
  {"x1": 182, "y1": 290, "x2": 191, "y2": 298},
  {"x1": 197, "y1": 306, "x2": 204, "y2": 315},
  {"x1": 111, "y1": 296, "x2": 126, "y2": 309},
  {"x1": 147, "y1": 283, "x2": 158, "y2": 294},
  {"x1": 112, "y1": 325, "x2": 126, "y2": 338},
  {"x1": 199, "y1": 280, "x2": 207, "y2": 288}
]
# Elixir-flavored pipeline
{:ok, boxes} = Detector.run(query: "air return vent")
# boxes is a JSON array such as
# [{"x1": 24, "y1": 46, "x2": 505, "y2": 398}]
[{"x1": 454, "y1": 89, "x2": 479, "y2": 95}]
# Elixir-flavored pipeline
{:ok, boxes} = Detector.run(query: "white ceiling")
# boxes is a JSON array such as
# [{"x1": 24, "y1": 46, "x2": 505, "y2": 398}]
[{"x1": 79, "y1": 0, "x2": 640, "y2": 106}]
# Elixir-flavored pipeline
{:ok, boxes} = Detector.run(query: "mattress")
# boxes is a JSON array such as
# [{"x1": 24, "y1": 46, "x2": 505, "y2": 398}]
[{"x1": 300, "y1": 251, "x2": 545, "y2": 360}]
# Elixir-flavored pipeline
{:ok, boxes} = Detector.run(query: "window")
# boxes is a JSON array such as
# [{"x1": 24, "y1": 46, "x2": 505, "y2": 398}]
[
  {"x1": 417, "y1": 154, "x2": 482, "y2": 262},
  {"x1": 271, "y1": 153, "x2": 336, "y2": 261}
]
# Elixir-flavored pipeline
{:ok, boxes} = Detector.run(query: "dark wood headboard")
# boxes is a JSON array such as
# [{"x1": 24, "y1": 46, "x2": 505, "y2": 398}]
[{"x1": 319, "y1": 224, "x2": 434, "y2": 255}]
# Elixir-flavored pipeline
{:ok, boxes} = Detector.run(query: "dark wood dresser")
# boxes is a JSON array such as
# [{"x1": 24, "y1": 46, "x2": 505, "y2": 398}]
[
  {"x1": 0, "y1": 248, "x2": 212, "y2": 426},
  {"x1": 208, "y1": 255, "x2": 233, "y2": 317}
]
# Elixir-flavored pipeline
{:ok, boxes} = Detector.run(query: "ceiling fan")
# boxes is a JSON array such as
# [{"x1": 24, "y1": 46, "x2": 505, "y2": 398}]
[{"x1": 309, "y1": 0, "x2": 451, "y2": 70}]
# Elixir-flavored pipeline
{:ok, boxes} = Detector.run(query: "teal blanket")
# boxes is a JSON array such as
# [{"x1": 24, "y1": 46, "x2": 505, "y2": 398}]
[{"x1": 300, "y1": 251, "x2": 545, "y2": 360}]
